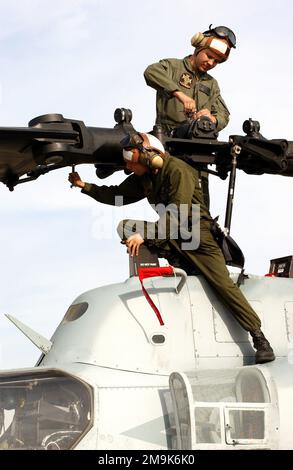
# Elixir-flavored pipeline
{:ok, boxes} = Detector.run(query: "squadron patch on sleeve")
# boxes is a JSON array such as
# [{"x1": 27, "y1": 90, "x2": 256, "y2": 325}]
[{"x1": 179, "y1": 73, "x2": 193, "y2": 89}]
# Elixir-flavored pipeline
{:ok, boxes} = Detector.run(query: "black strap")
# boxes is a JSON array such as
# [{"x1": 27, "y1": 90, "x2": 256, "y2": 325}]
[{"x1": 210, "y1": 217, "x2": 245, "y2": 269}]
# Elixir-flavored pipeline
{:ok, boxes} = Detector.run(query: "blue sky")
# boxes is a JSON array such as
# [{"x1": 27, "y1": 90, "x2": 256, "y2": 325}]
[{"x1": 0, "y1": 0, "x2": 293, "y2": 368}]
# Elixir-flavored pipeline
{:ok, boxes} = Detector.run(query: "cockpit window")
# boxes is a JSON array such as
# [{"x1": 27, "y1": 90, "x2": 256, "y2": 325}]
[
  {"x1": 0, "y1": 370, "x2": 93, "y2": 450},
  {"x1": 62, "y1": 302, "x2": 89, "y2": 323}
]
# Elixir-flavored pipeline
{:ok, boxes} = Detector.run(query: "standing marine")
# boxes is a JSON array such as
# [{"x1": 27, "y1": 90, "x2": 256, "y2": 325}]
[
  {"x1": 68, "y1": 133, "x2": 275, "y2": 365},
  {"x1": 144, "y1": 25, "x2": 236, "y2": 208}
]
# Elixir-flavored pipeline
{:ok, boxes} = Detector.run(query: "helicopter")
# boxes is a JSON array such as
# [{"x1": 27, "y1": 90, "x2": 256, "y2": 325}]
[{"x1": 0, "y1": 109, "x2": 293, "y2": 450}]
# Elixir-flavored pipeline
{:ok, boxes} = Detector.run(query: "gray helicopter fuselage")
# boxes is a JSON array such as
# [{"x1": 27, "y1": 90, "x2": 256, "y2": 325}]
[{"x1": 1, "y1": 273, "x2": 291, "y2": 450}]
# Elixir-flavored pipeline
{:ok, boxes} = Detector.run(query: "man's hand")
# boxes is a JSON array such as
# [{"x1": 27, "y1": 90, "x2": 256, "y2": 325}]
[
  {"x1": 126, "y1": 233, "x2": 144, "y2": 257},
  {"x1": 173, "y1": 91, "x2": 196, "y2": 117},
  {"x1": 68, "y1": 172, "x2": 85, "y2": 189},
  {"x1": 195, "y1": 108, "x2": 217, "y2": 124}
]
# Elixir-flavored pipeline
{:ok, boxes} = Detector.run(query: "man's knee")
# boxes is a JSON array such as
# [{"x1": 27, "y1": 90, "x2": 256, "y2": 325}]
[{"x1": 116, "y1": 219, "x2": 145, "y2": 240}]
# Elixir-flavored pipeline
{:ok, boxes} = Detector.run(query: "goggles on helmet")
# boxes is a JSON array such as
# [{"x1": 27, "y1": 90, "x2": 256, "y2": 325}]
[
  {"x1": 203, "y1": 25, "x2": 236, "y2": 48},
  {"x1": 121, "y1": 133, "x2": 144, "y2": 164},
  {"x1": 120, "y1": 133, "x2": 144, "y2": 150}
]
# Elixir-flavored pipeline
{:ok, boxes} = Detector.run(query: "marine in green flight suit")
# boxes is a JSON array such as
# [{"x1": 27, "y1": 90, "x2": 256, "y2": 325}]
[
  {"x1": 144, "y1": 56, "x2": 230, "y2": 134},
  {"x1": 144, "y1": 25, "x2": 235, "y2": 208},
  {"x1": 68, "y1": 132, "x2": 275, "y2": 365}
]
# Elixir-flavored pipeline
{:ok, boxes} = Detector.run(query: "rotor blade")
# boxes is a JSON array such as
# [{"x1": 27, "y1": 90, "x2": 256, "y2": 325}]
[{"x1": 0, "y1": 113, "x2": 129, "y2": 189}]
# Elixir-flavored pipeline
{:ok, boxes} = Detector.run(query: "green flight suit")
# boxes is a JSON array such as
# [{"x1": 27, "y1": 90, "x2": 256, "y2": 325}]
[
  {"x1": 144, "y1": 56, "x2": 230, "y2": 209},
  {"x1": 81, "y1": 155, "x2": 261, "y2": 332},
  {"x1": 144, "y1": 56, "x2": 230, "y2": 132}
]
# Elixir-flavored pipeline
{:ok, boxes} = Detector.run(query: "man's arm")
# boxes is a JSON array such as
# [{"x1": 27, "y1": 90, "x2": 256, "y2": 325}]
[
  {"x1": 144, "y1": 59, "x2": 179, "y2": 95},
  {"x1": 144, "y1": 59, "x2": 196, "y2": 116},
  {"x1": 68, "y1": 172, "x2": 146, "y2": 206}
]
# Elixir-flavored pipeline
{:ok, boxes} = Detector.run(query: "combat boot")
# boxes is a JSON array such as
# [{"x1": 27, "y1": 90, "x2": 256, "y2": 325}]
[{"x1": 250, "y1": 329, "x2": 275, "y2": 364}]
